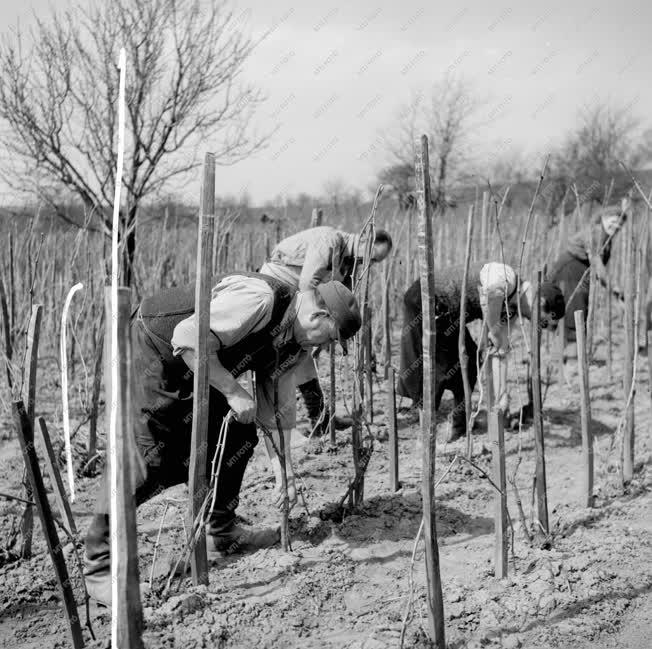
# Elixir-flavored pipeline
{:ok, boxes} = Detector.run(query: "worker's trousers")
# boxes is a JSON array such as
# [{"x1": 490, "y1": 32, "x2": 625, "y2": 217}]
[{"x1": 84, "y1": 319, "x2": 258, "y2": 573}]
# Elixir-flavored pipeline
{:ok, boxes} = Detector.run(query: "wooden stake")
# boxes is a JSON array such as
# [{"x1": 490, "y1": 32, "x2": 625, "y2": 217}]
[
  {"x1": 37, "y1": 417, "x2": 78, "y2": 536},
  {"x1": 607, "y1": 275, "x2": 613, "y2": 382},
  {"x1": 0, "y1": 272, "x2": 12, "y2": 389},
  {"x1": 87, "y1": 329, "x2": 104, "y2": 474},
  {"x1": 488, "y1": 402, "x2": 508, "y2": 578},
  {"x1": 329, "y1": 342, "x2": 336, "y2": 446},
  {"x1": 189, "y1": 153, "x2": 216, "y2": 585},
  {"x1": 13, "y1": 401, "x2": 84, "y2": 649},
  {"x1": 481, "y1": 190, "x2": 489, "y2": 258},
  {"x1": 622, "y1": 214, "x2": 636, "y2": 484},
  {"x1": 310, "y1": 207, "x2": 323, "y2": 227},
  {"x1": 364, "y1": 304, "x2": 374, "y2": 423},
  {"x1": 586, "y1": 264, "x2": 597, "y2": 363},
  {"x1": 105, "y1": 287, "x2": 144, "y2": 648},
  {"x1": 415, "y1": 134, "x2": 446, "y2": 646},
  {"x1": 405, "y1": 208, "x2": 412, "y2": 293},
  {"x1": 383, "y1": 263, "x2": 392, "y2": 379},
  {"x1": 387, "y1": 366, "x2": 399, "y2": 492},
  {"x1": 531, "y1": 271, "x2": 550, "y2": 536},
  {"x1": 19, "y1": 304, "x2": 42, "y2": 559},
  {"x1": 574, "y1": 310, "x2": 594, "y2": 508},
  {"x1": 459, "y1": 205, "x2": 474, "y2": 458}
]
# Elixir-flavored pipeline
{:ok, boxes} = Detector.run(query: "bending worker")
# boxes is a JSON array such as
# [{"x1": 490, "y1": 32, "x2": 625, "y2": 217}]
[
  {"x1": 260, "y1": 225, "x2": 392, "y2": 436},
  {"x1": 398, "y1": 262, "x2": 565, "y2": 441},
  {"x1": 84, "y1": 272, "x2": 361, "y2": 606},
  {"x1": 548, "y1": 202, "x2": 627, "y2": 343}
]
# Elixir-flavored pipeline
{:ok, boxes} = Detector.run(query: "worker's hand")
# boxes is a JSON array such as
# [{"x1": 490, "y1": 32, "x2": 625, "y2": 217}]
[
  {"x1": 226, "y1": 386, "x2": 256, "y2": 424},
  {"x1": 273, "y1": 475, "x2": 297, "y2": 511},
  {"x1": 612, "y1": 286, "x2": 624, "y2": 302}
]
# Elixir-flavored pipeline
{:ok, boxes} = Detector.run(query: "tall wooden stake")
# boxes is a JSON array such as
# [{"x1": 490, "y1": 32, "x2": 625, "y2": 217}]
[
  {"x1": 383, "y1": 263, "x2": 392, "y2": 379},
  {"x1": 105, "y1": 287, "x2": 144, "y2": 649},
  {"x1": 459, "y1": 205, "x2": 474, "y2": 458},
  {"x1": 415, "y1": 134, "x2": 446, "y2": 646},
  {"x1": 37, "y1": 417, "x2": 78, "y2": 536},
  {"x1": 189, "y1": 153, "x2": 216, "y2": 585},
  {"x1": 586, "y1": 264, "x2": 597, "y2": 363},
  {"x1": 481, "y1": 190, "x2": 489, "y2": 258},
  {"x1": 531, "y1": 271, "x2": 549, "y2": 536},
  {"x1": 19, "y1": 304, "x2": 42, "y2": 559},
  {"x1": 387, "y1": 366, "x2": 399, "y2": 491},
  {"x1": 364, "y1": 304, "x2": 374, "y2": 423},
  {"x1": 607, "y1": 275, "x2": 613, "y2": 382},
  {"x1": 574, "y1": 311, "x2": 594, "y2": 507},
  {"x1": 13, "y1": 401, "x2": 84, "y2": 649},
  {"x1": 310, "y1": 207, "x2": 323, "y2": 227},
  {"x1": 622, "y1": 214, "x2": 636, "y2": 484}
]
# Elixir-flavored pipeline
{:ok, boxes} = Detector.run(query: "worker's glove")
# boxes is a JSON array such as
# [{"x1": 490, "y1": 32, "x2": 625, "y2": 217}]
[
  {"x1": 226, "y1": 387, "x2": 256, "y2": 424},
  {"x1": 273, "y1": 475, "x2": 297, "y2": 512},
  {"x1": 612, "y1": 287, "x2": 624, "y2": 302}
]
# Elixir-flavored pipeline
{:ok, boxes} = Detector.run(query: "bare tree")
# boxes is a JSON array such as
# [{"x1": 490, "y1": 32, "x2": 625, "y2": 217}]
[
  {"x1": 0, "y1": 0, "x2": 267, "y2": 284},
  {"x1": 381, "y1": 74, "x2": 478, "y2": 214},
  {"x1": 554, "y1": 101, "x2": 648, "y2": 200}
]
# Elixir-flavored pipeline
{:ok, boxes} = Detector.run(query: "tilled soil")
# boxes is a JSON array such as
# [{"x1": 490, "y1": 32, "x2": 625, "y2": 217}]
[{"x1": 1, "y1": 329, "x2": 651, "y2": 649}]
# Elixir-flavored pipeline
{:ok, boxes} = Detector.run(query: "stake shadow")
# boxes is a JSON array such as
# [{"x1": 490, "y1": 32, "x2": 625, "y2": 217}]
[{"x1": 310, "y1": 491, "x2": 494, "y2": 549}]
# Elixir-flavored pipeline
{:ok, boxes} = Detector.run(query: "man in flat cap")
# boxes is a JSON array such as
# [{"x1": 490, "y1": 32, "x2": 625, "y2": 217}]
[
  {"x1": 260, "y1": 225, "x2": 392, "y2": 436},
  {"x1": 84, "y1": 271, "x2": 361, "y2": 605}
]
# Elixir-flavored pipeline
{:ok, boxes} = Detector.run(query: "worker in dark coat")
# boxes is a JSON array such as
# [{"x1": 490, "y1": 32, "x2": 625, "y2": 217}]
[
  {"x1": 398, "y1": 262, "x2": 565, "y2": 441},
  {"x1": 548, "y1": 203, "x2": 626, "y2": 342},
  {"x1": 84, "y1": 273, "x2": 361, "y2": 606}
]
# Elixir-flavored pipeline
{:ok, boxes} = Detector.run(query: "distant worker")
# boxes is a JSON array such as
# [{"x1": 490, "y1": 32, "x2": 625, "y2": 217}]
[
  {"x1": 84, "y1": 272, "x2": 361, "y2": 606},
  {"x1": 398, "y1": 262, "x2": 565, "y2": 441},
  {"x1": 260, "y1": 225, "x2": 393, "y2": 436},
  {"x1": 548, "y1": 202, "x2": 627, "y2": 343}
]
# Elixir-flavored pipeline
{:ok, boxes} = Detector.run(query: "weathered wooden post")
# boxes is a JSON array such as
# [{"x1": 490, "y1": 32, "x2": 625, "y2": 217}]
[
  {"x1": 387, "y1": 366, "x2": 399, "y2": 491},
  {"x1": 415, "y1": 134, "x2": 446, "y2": 646},
  {"x1": 106, "y1": 48, "x2": 144, "y2": 649},
  {"x1": 19, "y1": 304, "x2": 42, "y2": 559},
  {"x1": 459, "y1": 205, "x2": 474, "y2": 457},
  {"x1": 622, "y1": 213, "x2": 636, "y2": 484},
  {"x1": 87, "y1": 328, "x2": 104, "y2": 474},
  {"x1": 188, "y1": 153, "x2": 216, "y2": 585},
  {"x1": 586, "y1": 264, "x2": 597, "y2": 363},
  {"x1": 105, "y1": 286, "x2": 144, "y2": 649},
  {"x1": 383, "y1": 262, "x2": 392, "y2": 379},
  {"x1": 531, "y1": 271, "x2": 550, "y2": 536},
  {"x1": 310, "y1": 207, "x2": 323, "y2": 227},
  {"x1": 13, "y1": 402, "x2": 84, "y2": 649},
  {"x1": 481, "y1": 190, "x2": 489, "y2": 258},
  {"x1": 574, "y1": 311, "x2": 594, "y2": 507},
  {"x1": 607, "y1": 275, "x2": 613, "y2": 382},
  {"x1": 364, "y1": 304, "x2": 374, "y2": 423},
  {"x1": 37, "y1": 417, "x2": 78, "y2": 536},
  {"x1": 405, "y1": 207, "x2": 412, "y2": 293}
]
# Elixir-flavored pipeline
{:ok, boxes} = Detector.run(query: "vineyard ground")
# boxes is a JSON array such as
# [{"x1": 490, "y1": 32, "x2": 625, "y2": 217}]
[{"x1": 0, "y1": 323, "x2": 650, "y2": 649}]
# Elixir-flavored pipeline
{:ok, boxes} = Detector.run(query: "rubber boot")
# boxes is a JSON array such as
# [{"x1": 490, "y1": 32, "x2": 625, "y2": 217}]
[
  {"x1": 206, "y1": 522, "x2": 280, "y2": 558},
  {"x1": 84, "y1": 514, "x2": 112, "y2": 607},
  {"x1": 298, "y1": 378, "x2": 353, "y2": 436}
]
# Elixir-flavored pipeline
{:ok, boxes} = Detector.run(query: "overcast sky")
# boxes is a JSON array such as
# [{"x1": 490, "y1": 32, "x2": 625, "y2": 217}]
[{"x1": 2, "y1": 0, "x2": 651, "y2": 205}]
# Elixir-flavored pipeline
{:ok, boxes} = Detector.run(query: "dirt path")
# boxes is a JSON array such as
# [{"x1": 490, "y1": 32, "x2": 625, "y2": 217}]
[{"x1": 0, "y1": 334, "x2": 650, "y2": 648}]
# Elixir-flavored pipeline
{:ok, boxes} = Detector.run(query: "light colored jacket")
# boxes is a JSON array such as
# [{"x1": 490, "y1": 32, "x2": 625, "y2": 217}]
[{"x1": 269, "y1": 226, "x2": 359, "y2": 291}]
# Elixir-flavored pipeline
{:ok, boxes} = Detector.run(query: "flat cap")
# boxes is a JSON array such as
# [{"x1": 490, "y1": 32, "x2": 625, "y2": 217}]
[{"x1": 316, "y1": 281, "x2": 362, "y2": 353}]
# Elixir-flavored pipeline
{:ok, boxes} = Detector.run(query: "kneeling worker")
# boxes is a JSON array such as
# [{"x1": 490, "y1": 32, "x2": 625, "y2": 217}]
[
  {"x1": 398, "y1": 262, "x2": 565, "y2": 440},
  {"x1": 84, "y1": 272, "x2": 361, "y2": 605},
  {"x1": 260, "y1": 225, "x2": 392, "y2": 435}
]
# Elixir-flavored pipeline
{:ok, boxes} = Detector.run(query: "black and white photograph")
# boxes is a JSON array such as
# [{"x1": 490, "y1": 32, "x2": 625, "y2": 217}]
[{"x1": 0, "y1": 1, "x2": 650, "y2": 647}]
